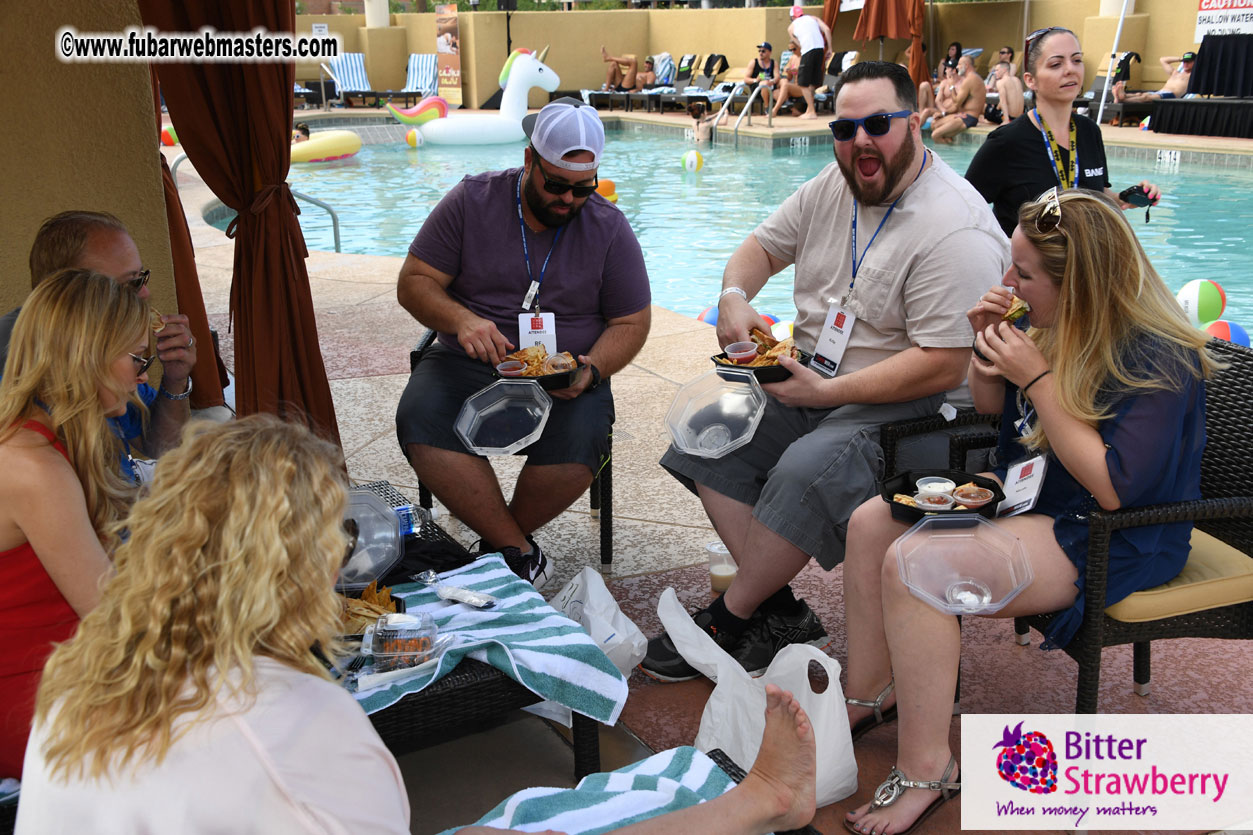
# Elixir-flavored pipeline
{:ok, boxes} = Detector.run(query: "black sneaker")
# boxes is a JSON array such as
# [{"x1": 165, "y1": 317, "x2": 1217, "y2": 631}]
[
  {"x1": 731, "y1": 599, "x2": 830, "y2": 677},
  {"x1": 639, "y1": 608, "x2": 737, "y2": 683},
  {"x1": 499, "y1": 541, "x2": 552, "y2": 591}
]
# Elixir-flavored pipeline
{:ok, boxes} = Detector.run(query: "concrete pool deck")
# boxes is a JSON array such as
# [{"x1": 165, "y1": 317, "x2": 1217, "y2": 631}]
[{"x1": 165, "y1": 117, "x2": 1253, "y2": 833}]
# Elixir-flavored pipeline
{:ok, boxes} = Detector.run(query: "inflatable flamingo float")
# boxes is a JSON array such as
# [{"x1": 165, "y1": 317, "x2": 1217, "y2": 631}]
[{"x1": 386, "y1": 47, "x2": 559, "y2": 145}]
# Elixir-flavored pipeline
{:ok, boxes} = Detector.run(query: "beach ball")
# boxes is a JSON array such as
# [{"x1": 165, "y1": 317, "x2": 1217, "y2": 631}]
[
  {"x1": 697, "y1": 306, "x2": 718, "y2": 325},
  {"x1": 1203, "y1": 320, "x2": 1250, "y2": 347},
  {"x1": 761, "y1": 313, "x2": 781, "y2": 326},
  {"x1": 1176, "y1": 279, "x2": 1226, "y2": 327},
  {"x1": 681, "y1": 150, "x2": 704, "y2": 173},
  {"x1": 160, "y1": 126, "x2": 178, "y2": 146},
  {"x1": 405, "y1": 128, "x2": 422, "y2": 148},
  {"x1": 771, "y1": 320, "x2": 794, "y2": 341}
]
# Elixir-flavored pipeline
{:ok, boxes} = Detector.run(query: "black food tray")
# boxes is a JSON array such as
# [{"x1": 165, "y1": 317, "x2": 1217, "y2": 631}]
[
  {"x1": 711, "y1": 349, "x2": 813, "y2": 383},
  {"x1": 879, "y1": 469, "x2": 1004, "y2": 523},
  {"x1": 494, "y1": 363, "x2": 582, "y2": 391}
]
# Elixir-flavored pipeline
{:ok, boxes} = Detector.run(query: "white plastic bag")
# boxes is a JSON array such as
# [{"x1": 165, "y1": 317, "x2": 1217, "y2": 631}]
[
  {"x1": 552, "y1": 567, "x2": 647, "y2": 677},
  {"x1": 657, "y1": 588, "x2": 858, "y2": 806}
]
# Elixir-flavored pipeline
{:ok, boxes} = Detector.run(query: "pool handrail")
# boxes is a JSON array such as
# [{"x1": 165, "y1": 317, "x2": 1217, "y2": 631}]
[
  {"x1": 169, "y1": 153, "x2": 343, "y2": 253},
  {"x1": 730, "y1": 83, "x2": 771, "y2": 146}
]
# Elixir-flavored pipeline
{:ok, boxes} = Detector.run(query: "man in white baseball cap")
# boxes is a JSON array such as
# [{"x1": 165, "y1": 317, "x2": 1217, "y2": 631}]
[{"x1": 395, "y1": 96, "x2": 651, "y2": 588}]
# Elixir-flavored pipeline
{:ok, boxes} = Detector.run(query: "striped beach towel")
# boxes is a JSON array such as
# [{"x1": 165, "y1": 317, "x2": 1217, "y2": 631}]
[
  {"x1": 438, "y1": 747, "x2": 735, "y2": 835},
  {"x1": 353, "y1": 556, "x2": 628, "y2": 725}
]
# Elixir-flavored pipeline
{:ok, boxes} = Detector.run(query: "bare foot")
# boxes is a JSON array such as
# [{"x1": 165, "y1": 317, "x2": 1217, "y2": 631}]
[
  {"x1": 1113, "y1": 80, "x2": 1126, "y2": 103},
  {"x1": 799, "y1": 112, "x2": 818, "y2": 120},
  {"x1": 601, "y1": 45, "x2": 609, "y2": 62},
  {"x1": 846, "y1": 755, "x2": 959, "y2": 835},
  {"x1": 740, "y1": 684, "x2": 817, "y2": 833}
]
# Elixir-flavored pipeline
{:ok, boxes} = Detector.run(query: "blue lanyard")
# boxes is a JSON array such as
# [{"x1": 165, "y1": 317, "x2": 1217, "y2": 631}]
[
  {"x1": 515, "y1": 171, "x2": 561, "y2": 311},
  {"x1": 1033, "y1": 109, "x2": 1077, "y2": 189},
  {"x1": 849, "y1": 149, "x2": 928, "y2": 294}
]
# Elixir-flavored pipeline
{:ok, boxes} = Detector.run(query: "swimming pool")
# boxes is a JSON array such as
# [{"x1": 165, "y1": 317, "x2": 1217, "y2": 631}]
[{"x1": 271, "y1": 132, "x2": 1253, "y2": 324}]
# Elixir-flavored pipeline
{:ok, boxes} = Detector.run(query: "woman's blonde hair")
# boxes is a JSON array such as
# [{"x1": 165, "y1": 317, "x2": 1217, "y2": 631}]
[
  {"x1": 34, "y1": 415, "x2": 350, "y2": 780},
  {"x1": 0, "y1": 269, "x2": 149, "y2": 545},
  {"x1": 1016, "y1": 189, "x2": 1217, "y2": 452}
]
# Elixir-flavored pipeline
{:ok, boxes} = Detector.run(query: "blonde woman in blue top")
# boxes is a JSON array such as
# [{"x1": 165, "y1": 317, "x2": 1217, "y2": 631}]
[{"x1": 840, "y1": 189, "x2": 1215, "y2": 835}]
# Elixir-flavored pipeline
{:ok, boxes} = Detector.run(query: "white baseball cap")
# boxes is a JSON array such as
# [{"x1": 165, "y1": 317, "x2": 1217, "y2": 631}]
[{"x1": 521, "y1": 97, "x2": 604, "y2": 172}]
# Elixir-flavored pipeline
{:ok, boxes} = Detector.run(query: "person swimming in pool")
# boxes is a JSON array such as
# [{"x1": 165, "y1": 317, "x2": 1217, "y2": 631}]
[{"x1": 292, "y1": 122, "x2": 310, "y2": 143}]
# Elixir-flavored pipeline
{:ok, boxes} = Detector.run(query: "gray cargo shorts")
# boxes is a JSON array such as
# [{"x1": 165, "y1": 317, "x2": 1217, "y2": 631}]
[{"x1": 660, "y1": 394, "x2": 944, "y2": 569}]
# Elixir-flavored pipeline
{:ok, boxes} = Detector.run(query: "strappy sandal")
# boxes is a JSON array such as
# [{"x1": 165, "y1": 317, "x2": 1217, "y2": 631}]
[
  {"x1": 843, "y1": 756, "x2": 961, "y2": 835},
  {"x1": 846, "y1": 679, "x2": 897, "y2": 741}
]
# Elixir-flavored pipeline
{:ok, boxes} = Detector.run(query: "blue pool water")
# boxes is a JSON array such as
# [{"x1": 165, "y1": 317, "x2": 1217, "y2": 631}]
[{"x1": 271, "y1": 133, "x2": 1253, "y2": 324}]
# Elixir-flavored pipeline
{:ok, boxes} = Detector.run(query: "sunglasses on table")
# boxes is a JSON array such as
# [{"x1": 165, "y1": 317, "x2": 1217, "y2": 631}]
[
  {"x1": 1035, "y1": 187, "x2": 1063, "y2": 234},
  {"x1": 534, "y1": 159, "x2": 598, "y2": 198},
  {"x1": 129, "y1": 352, "x2": 156, "y2": 375},
  {"x1": 828, "y1": 110, "x2": 911, "y2": 142},
  {"x1": 341, "y1": 517, "x2": 360, "y2": 567}
]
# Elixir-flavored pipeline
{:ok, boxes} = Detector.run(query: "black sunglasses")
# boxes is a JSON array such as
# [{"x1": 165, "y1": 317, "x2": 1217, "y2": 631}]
[
  {"x1": 533, "y1": 156, "x2": 598, "y2": 198},
  {"x1": 129, "y1": 351, "x2": 156, "y2": 375},
  {"x1": 828, "y1": 110, "x2": 911, "y2": 142},
  {"x1": 126, "y1": 269, "x2": 151, "y2": 293},
  {"x1": 341, "y1": 517, "x2": 360, "y2": 567}
]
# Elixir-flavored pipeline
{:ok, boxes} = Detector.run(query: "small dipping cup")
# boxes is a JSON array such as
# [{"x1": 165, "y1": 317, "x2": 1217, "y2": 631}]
[
  {"x1": 913, "y1": 492, "x2": 955, "y2": 511},
  {"x1": 495, "y1": 360, "x2": 526, "y2": 377},
  {"x1": 915, "y1": 476, "x2": 956, "y2": 496},
  {"x1": 543, "y1": 354, "x2": 575, "y2": 374},
  {"x1": 953, "y1": 485, "x2": 995, "y2": 509},
  {"x1": 724, "y1": 341, "x2": 758, "y2": 365}
]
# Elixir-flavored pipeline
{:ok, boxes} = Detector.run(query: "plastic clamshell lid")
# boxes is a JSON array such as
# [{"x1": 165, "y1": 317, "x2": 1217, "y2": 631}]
[
  {"x1": 455, "y1": 378, "x2": 552, "y2": 456},
  {"x1": 894, "y1": 515, "x2": 1033, "y2": 615},
  {"x1": 666, "y1": 367, "x2": 767, "y2": 458},
  {"x1": 337, "y1": 489, "x2": 403, "y2": 591}
]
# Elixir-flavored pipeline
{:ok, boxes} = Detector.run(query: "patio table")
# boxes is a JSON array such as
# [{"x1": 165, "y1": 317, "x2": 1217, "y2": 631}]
[{"x1": 354, "y1": 482, "x2": 624, "y2": 780}]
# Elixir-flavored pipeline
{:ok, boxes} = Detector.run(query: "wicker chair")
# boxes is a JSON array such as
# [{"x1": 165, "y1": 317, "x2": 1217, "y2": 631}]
[
  {"x1": 406, "y1": 330, "x2": 614, "y2": 566},
  {"x1": 879, "y1": 338, "x2": 1253, "y2": 713}
]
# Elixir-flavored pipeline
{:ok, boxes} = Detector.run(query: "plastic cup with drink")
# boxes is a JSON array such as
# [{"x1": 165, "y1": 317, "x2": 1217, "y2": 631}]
[{"x1": 707, "y1": 540, "x2": 737, "y2": 593}]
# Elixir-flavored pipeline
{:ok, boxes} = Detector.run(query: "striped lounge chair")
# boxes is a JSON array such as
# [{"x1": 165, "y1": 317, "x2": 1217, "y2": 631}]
[
  {"x1": 321, "y1": 52, "x2": 383, "y2": 107},
  {"x1": 399, "y1": 53, "x2": 438, "y2": 106}
]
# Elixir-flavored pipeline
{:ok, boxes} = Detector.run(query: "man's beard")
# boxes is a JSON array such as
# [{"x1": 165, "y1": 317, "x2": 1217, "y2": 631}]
[
  {"x1": 836, "y1": 136, "x2": 917, "y2": 205},
  {"x1": 524, "y1": 168, "x2": 583, "y2": 228}
]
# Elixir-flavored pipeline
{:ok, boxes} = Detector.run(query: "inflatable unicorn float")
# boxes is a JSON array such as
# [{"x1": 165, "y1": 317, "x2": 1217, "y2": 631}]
[{"x1": 387, "y1": 47, "x2": 559, "y2": 145}]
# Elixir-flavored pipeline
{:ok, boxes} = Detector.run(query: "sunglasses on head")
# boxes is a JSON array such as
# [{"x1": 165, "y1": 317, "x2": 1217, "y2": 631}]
[
  {"x1": 1035, "y1": 187, "x2": 1063, "y2": 234},
  {"x1": 1025, "y1": 26, "x2": 1062, "y2": 55},
  {"x1": 828, "y1": 110, "x2": 911, "y2": 142},
  {"x1": 129, "y1": 351, "x2": 156, "y2": 375},
  {"x1": 533, "y1": 156, "x2": 598, "y2": 198}
]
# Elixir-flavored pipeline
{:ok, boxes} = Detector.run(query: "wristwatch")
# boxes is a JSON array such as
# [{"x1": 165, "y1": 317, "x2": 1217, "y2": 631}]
[{"x1": 586, "y1": 363, "x2": 602, "y2": 390}]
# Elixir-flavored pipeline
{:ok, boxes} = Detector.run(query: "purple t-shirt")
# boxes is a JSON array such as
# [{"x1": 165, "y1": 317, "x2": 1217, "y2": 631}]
[{"x1": 409, "y1": 167, "x2": 651, "y2": 358}]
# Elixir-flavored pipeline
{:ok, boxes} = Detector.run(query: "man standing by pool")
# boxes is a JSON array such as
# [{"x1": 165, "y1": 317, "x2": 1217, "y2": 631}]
[
  {"x1": 395, "y1": 98, "x2": 650, "y2": 589},
  {"x1": 776, "y1": 5, "x2": 832, "y2": 120},
  {"x1": 642, "y1": 62, "x2": 1008, "y2": 681}
]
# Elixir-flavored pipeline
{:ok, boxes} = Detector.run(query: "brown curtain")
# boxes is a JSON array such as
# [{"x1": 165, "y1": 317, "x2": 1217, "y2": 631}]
[
  {"x1": 138, "y1": 0, "x2": 340, "y2": 446},
  {"x1": 852, "y1": 0, "x2": 911, "y2": 48},
  {"x1": 907, "y1": 0, "x2": 927, "y2": 91},
  {"x1": 823, "y1": 0, "x2": 839, "y2": 42},
  {"x1": 151, "y1": 68, "x2": 229, "y2": 409}
]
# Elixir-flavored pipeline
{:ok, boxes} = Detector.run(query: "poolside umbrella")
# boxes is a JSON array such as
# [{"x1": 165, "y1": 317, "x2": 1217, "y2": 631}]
[
  {"x1": 823, "y1": 0, "x2": 840, "y2": 41},
  {"x1": 138, "y1": 0, "x2": 341, "y2": 446},
  {"x1": 906, "y1": 0, "x2": 927, "y2": 92},
  {"x1": 852, "y1": 0, "x2": 911, "y2": 61}
]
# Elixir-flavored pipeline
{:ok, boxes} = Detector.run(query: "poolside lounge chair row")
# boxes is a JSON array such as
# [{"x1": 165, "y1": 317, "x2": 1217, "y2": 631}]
[{"x1": 306, "y1": 52, "x2": 439, "y2": 108}]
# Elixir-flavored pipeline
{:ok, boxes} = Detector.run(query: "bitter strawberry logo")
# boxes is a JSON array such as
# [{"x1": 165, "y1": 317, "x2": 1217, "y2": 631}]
[{"x1": 995, "y1": 721, "x2": 1058, "y2": 794}]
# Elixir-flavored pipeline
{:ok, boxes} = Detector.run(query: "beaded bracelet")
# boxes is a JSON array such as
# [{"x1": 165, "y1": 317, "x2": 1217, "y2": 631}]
[{"x1": 160, "y1": 377, "x2": 193, "y2": 401}]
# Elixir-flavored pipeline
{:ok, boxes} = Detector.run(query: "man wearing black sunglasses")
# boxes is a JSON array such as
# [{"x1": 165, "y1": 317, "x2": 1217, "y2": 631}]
[
  {"x1": 396, "y1": 98, "x2": 651, "y2": 589},
  {"x1": 0, "y1": 211, "x2": 198, "y2": 482},
  {"x1": 645, "y1": 61, "x2": 1008, "y2": 683}
]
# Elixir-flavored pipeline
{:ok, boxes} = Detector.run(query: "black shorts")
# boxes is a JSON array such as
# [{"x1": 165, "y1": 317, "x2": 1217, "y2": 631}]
[
  {"x1": 395, "y1": 343, "x2": 613, "y2": 472},
  {"x1": 798, "y1": 49, "x2": 824, "y2": 89}
]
